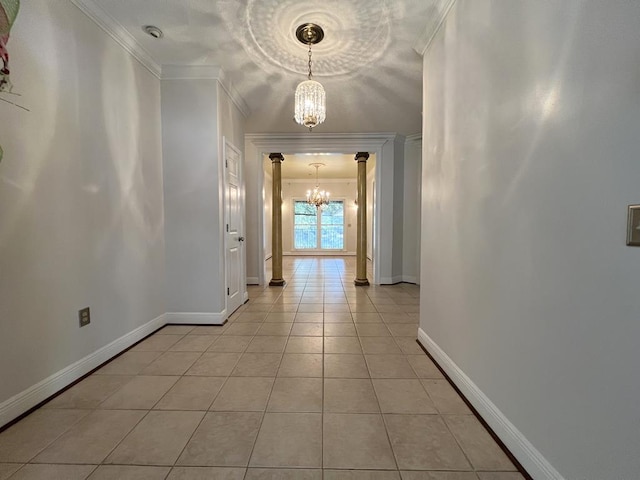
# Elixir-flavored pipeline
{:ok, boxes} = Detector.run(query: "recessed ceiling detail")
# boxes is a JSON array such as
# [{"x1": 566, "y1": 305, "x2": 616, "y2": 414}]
[{"x1": 219, "y1": 0, "x2": 396, "y2": 76}]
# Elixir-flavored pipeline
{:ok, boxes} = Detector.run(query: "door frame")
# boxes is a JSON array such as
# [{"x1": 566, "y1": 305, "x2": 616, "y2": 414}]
[{"x1": 223, "y1": 137, "x2": 247, "y2": 318}]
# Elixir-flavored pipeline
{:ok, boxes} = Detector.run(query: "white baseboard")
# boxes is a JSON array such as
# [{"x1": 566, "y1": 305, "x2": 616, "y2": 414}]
[
  {"x1": 417, "y1": 328, "x2": 564, "y2": 480},
  {"x1": 164, "y1": 311, "x2": 227, "y2": 325},
  {"x1": 246, "y1": 277, "x2": 260, "y2": 285},
  {"x1": 379, "y1": 275, "x2": 403, "y2": 284},
  {"x1": 0, "y1": 314, "x2": 165, "y2": 429},
  {"x1": 402, "y1": 275, "x2": 418, "y2": 284},
  {"x1": 284, "y1": 251, "x2": 356, "y2": 256}
]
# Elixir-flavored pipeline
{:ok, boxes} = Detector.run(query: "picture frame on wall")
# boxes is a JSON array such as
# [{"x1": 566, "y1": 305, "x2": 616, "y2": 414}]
[{"x1": 627, "y1": 205, "x2": 640, "y2": 246}]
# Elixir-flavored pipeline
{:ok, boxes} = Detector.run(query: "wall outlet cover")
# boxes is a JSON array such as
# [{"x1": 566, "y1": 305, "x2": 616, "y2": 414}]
[
  {"x1": 627, "y1": 205, "x2": 640, "y2": 246},
  {"x1": 79, "y1": 307, "x2": 90, "y2": 327}
]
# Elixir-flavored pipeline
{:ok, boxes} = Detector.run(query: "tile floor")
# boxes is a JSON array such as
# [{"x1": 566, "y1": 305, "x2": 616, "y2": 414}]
[{"x1": 0, "y1": 257, "x2": 524, "y2": 480}]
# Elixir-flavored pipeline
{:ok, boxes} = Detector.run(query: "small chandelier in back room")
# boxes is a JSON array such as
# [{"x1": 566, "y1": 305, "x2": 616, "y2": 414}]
[
  {"x1": 307, "y1": 163, "x2": 330, "y2": 209},
  {"x1": 294, "y1": 23, "x2": 326, "y2": 131}
]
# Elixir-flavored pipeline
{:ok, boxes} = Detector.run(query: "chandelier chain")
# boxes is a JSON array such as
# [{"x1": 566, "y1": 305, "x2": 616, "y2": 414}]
[{"x1": 308, "y1": 42, "x2": 313, "y2": 80}]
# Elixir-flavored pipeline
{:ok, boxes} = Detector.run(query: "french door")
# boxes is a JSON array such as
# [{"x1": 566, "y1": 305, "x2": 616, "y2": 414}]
[{"x1": 293, "y1": 200, "x2": 345, "y2": 251}]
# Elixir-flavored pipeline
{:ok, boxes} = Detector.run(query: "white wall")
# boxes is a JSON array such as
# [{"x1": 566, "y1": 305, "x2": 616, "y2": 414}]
[
  {"x1": 161, "y1": 78, "x2": 221, "y2": 316},
  {"x1": 0, "y1": 0, "x2": 164, "y2": 417},
  {"x1": 262, "y1": 158, "x2": 273, "y2": 261},
  {"x1": 419, "y1": 1, "x2": 640, "y2": 479},
  {"x1": 403, "y1": 136, "x2": 421, "y2": 284},
  {"x1": 366, "y1": 160, "x2": 376, "y2": 261},
  {"x1": 281, "y1": 180, "x2": 357, "y2": 255}
]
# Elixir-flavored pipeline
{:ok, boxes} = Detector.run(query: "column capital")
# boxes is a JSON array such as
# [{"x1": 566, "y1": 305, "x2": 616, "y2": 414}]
[
  {"x1": 354, "y1": 152, "x2": 370, "y2": 162},
  {"x1": 269, "y1": 153, "x2": 285, "y2": 163}
]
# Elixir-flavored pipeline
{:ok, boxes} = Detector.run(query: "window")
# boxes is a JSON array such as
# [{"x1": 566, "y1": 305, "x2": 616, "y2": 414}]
[{"x1": 294, "y1": 200, "x2": 344, "y2": 250}]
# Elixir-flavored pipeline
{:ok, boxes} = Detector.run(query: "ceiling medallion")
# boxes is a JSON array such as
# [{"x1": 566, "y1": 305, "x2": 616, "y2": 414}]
[{"x1": 294, "y1": 23, "x2": 326, "y2": 131}]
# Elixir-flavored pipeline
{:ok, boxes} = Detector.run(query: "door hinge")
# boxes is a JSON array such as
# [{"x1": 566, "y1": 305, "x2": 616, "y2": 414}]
[
  {"x1": 225, "y1": 159, "x2": 228, "y2": 168},
  {"x1": 226, "y1": 224, "x2": 229, "y2": 232},
  {"x1": 227, "y1": 288, "x2": 230, "y2": 295}
]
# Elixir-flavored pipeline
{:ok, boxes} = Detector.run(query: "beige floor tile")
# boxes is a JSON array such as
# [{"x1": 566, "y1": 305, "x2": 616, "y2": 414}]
[
  {"x1": 155, "y1": 376, "x2": 225, "y2": 411},
  {"x1": 476, "y1": 473, "x2": 525, "y2": 480},
  {"x1": 356, "y1": 324, "x2": 392, "y2": 337},
  {"x1": 323, "y1": 313, "x2": 353, "y2": 323},
  {"x1": 45, "y1": 375, "x2": 133, "y2": 409},
  {"x1": 188, "y1": 326, "x2": 225, "y2": 335},
  {"x1": 296, "y1": 304, "x2": 323, "y2": 313},
  {"x1": 324, "y1": 471, "x2": 400, "y2": 480},
  {"x1": 178, "y1": 412, "x2": 262, "y2": 466},
  {"x1": 294, "y1": 313, "x2": 324, "y2": 323},
  {"x1": 387, "y1": 324, "x2": 418, "y2": 337},
  {"x1": 235, "y1": 312, "x2": 268, "y2": 323},
  {"x1": 407, "y1": 356, "x2": 444, "y2": 379},
  {"x1": 159, "y1": 326, "x2": 195, "y2": 335},
  {"x1": 211, "y1": 377, "x2": 274, "y2": 411},
  {"x1": 267, "y1": 378, "x2": 322, "y2": 413},
  {"x1": 245, "y1": 468, "x2": 321, "y2": 480},
  {"x1": 256, "y1": 323, "x2": 293, "y2": 336},
  {"x1": 246, "y1": 336, "x2": 288, "y2": 353},
  {"x1": 285, "y1": 336, "x2": 323, "y2": 353},
  {"x1": 244, "y1": 304, "x2": 273, "y2": 312},
  {"x1": 400, "y1": 472, "x2": 477, "y2": 480},
  {"x1": 324, "y1": 354, "x2": 369, "y2": 378},
  {"x1": 384, "y1": 414, "x2": 470, "y2": 470},
  {"x1": 366, "y1": 355, "x2": 417, "y2": 379},
  {"x1": 323, "y1": 304, "x2": 350, "y2": 313},
  {"x1": 324, "y1": 379, "x2": 380, "y2": 413},
  {"x1": 87, "y1": 465, "x2": 170, "y2": 479},
  {"x1": 394, "y1": 338, "x2": 425, "y2": 355},
  {"x1": 265, "y1": 312, "x2": 296, "y2": 322},
  {"x1": 232, "y1": 353, "x2": 282, "y2": 377},
  {"x1": 290, "y1": 323, "x2": 323, "y2": 337},
  {"x1": 381, "y1": 313, "x2": 416, "y2": 324},
  {"x1": 167, "y1": 467, "x2": 246, "y2": 479},
  {"x1": 250, "y1": 413, "x2": 322, "y2": 468},
  {"x1": 207, "y1": 336, "x2": 252, "y2": 353},
  {"x1": 105, "y1": 411, "x2": 204, "y2": 466},
  {"x1": 0, "y1": 464, "x2": 22, "y2": 480},
  {"x1": 96, "y1": 351, "x2": 162, "y2": 375},
  {"x1": 223, "y1": 323, "x2": 262, "y2": 336},
  {"x1": 186, "y1": 353, "x2": 242, "y2": 376},
  {"x1": 0, "y1": 409, "x2": 89, "y2": 462},
  {"x1": 269, "y1": 304, "x2": 298, "y2": 313},
  {"x1": 131, "y1": 334, "x2": 184, "y2": 352},
  {"x1": 360, "y1": 337, "x2": 402, "y2": 354},
  {"x1": 421, "y1": 380, "x2": 471, "y2": 414},
  {"x1": 444, "y1": 415, "x2": 515, "y2": 471},
  {"x1": 32, "y1": 410, "x2": 146, "y2": 464},
  {"x1": 141, "y1": 352, "x2": 202, "y2": 376},
  {"x1": 324, "y1": 324, "x2": 357, "y2": 336},
  {"x1": 278, "y1": 354, "x2": 323, "y2": 377},
  {"x1": 323, "y1": 414, "x2": 396, "y2": 469},
  {"x1": 100, "y1": 376, "x2": 179, "y2": 409},
  {"x1": 349, "y1": 303, "x2": 378, "y2": 313},
  {"x1": 324, "y1": 337, "x2": 362, "y2": 354},
  {"x1": 8, "y1": 464, "x2": 96, "y2": 480},
  {"x1": 352, "y1": 313, "x2": 383, "y2": 323},
  {"x1": 169, "y1": 335, "x2": 218, "y2": 352},
  {"x1": 373, "y1": 379, "x2": 437, "y2": 414}
]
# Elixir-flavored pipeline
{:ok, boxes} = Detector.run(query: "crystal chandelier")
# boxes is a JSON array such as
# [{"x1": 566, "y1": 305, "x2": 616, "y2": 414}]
[
  {"x1": 294, "y1": 23, "x2": 326, "y2": 131},
  {"x1": 307, "y1": 163, "x2": 330, "y2": 209}
]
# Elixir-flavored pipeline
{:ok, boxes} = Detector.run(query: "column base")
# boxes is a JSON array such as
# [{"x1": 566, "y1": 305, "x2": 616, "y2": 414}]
[
  {"x1": 269, "y1": 278, "x2": 286, "y2": 286},
  {"x1": 354, "y1": 278, "x2": 370, "y2": 286}
]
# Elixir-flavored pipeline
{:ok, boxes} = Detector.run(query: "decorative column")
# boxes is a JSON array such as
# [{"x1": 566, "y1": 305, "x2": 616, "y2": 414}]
[
  {"x1": 269, "y1": 153, "x2": 286, "y2": 286},
  {"x1": 354, "y1": 152, "x2": 370, "y2": 286}
]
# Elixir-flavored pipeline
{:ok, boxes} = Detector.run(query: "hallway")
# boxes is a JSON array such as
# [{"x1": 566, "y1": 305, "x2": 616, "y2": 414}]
[{"x1": 0, "y1": 257, "x2": 522, "y2": 479}]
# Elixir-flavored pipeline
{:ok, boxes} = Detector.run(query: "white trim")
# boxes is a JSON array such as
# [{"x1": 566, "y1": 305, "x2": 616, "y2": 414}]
[
  {"x1": 70, "y1": 0, "x2": 161, "y2": 77},
  {"x1": 405, "y1": 133, "x2": 422, "y2": 144},
  {"x1": 417, "y1": 328, "x2": 565, "y2": 480},
  {"x1": 284, "y1": 178, "x2": 358, "y2": 184},
  {"x1": 246, "y1": 277, "x2": 260, "y2": 285},
  {"x1": 379, "y1": 275, "x2": 403, "y2": 284},
  {"x1": 413, "y1": 0, "x2": 458, "y2": 56},
  {"x1": 164, "y1": 312, "x2": 227, "y2": 325},
  {"x1": 402, "y1": 275, "x2": 418, "y2": 284},
  {"x1": 0, "y1": 314, "x2": 165, "y2": 428}
]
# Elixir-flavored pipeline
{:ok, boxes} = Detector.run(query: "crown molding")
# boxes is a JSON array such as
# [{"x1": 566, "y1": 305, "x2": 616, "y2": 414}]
[
  {"x1": 160, "y1": 66, "x2": 250, "y2": 118},
  {"x1": 413, "y1": 0, "x2": 457, "y2": 56},
  {"x1": 70, "y1": 0, "x2": 161, "y2": 78},
  {"x1": 246, "y1": 132, "x2": 399, "y2": 152}
]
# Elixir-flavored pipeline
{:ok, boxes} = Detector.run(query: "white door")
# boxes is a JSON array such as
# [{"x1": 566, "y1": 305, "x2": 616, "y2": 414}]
[{"x1": 224, "y1": 138, "x2": 244, "y2": 316}]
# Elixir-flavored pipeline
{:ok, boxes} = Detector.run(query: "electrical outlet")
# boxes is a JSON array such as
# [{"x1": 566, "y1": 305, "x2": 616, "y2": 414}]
[{"x1": 79, "y1": 307, "x2": 90, "y2": 327}]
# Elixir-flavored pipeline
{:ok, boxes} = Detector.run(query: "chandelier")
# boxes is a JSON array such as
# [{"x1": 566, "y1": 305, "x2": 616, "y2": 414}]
[
  {"x1": 294, "y1": 23, "x2": 326, "y2": 131},
  {"x1": 307, "y1": 163, "x2": 330, "y2": 209}
]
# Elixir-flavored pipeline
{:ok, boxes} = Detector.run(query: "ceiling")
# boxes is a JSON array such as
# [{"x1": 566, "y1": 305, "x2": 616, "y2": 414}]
[{"x1": 76, "y1": 0, "x2": 441, "y2": 135}]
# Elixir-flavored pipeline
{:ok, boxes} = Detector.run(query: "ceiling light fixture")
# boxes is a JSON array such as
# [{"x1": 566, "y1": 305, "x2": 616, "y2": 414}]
[
  {"x1": 294, "y1": 23, "x2": 326, "y2": 131},
  {"x1": 142, "y1": 25, "x2": 163, "y2": 39},
  {"x1": 307, "y1": 163, "x2": 330, "y2": 209}
]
